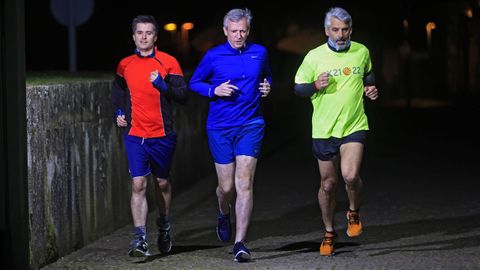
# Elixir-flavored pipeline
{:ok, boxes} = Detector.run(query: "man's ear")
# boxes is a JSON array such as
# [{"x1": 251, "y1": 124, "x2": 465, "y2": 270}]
[{"x1": 223, "y1": 27, "x2": 228, "y2": 36}]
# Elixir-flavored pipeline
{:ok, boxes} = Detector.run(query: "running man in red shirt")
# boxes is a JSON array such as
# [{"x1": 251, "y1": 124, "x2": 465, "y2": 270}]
[{"x1": 112, "y1": 15, "x2": 187, "y2": 257}]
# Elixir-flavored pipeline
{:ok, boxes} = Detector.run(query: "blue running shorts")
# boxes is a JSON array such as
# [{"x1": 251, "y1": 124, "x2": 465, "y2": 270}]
[
  {"x1": 207, "y1": 122, "x2": 265, "y2": 164},
  {"x1": 123, "y1": 133, "x2": 177, "y2": 178},
  {"x1": 312, "y1": 130, "x2": 367, "y2": 161}
]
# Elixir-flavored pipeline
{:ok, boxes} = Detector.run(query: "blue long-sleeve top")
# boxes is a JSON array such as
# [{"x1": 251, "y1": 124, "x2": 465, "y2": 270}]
[{"x1": 189, "y1": 41, "x2": 272, "y2": 129}]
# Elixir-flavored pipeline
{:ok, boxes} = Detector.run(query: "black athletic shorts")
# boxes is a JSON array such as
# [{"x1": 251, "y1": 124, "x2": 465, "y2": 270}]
[{"x1": 312, "y1": 130, "x2": 367, "y2": 161}]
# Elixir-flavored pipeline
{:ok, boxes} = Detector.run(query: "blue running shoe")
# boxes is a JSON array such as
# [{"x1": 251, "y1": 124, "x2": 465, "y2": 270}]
[
  {"x1": 128, "y1": 237, "x2": 150, "y2": 257},
  {"x1": 233, "y1": 241, "x2": 251, "y2": 262},
  {"x1": 216, "y1": 210, "x2": 232, "y2": 243}
]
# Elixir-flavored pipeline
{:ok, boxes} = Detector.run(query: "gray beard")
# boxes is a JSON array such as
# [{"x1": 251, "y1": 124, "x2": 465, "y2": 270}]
[{"x1": 328, "y1": 37, "x2": 351, "y2": 51}]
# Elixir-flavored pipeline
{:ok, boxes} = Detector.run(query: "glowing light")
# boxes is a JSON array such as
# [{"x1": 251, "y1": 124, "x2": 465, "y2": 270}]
[
  {"x1": 465, "y1": 8, "x2": 473, "y2": 18},
  {"x1": 182, "y1": 22, "x2": 194, "y2": 31},
  {"x1": 163, "y1": 23, "x2": 177, "y2": 32},
  {"x1": 426, "y1": 22, "x2": 436, "y2": 31},
  {"x1": 402, "y1": 19, "x2": 409, "y2": 37},
  {"x1": 426, "y1": 22, "x2": 437, "y2": 49}
]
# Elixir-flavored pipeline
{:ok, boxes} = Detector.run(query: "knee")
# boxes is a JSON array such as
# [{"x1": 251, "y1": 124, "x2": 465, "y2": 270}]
[
  {"x1": 343, "y1": 173, "x2": 360, "y2": 186},
  {"x1": 131, "y1": 181, "x2": 146, "y2": 194},
  {"x1": 157, "y1": 179, "x2": 170, "y2": 191},
  {"x1": 321, "y1": 178, "x2": 336, "y2": 193},
  {"x1": 217, "y1": 185, "x2": 234, "y2": 196},
  {"x1": 235, "y1": 178, "x2": 253, "y2": 196}
]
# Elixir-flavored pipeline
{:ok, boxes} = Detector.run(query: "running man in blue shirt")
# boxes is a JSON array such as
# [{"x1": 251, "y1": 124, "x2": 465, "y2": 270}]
[{"x1": 189, "y1": 8, "x2": 272, "y2": 262}]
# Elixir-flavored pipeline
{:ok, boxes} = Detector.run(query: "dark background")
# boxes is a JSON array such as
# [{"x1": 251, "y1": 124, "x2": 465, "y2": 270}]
[
  {"x1": 23, "y1": 1, "x2": 468, "y2": 67},
  {"x1": 25, "y1": 0, "x2": 480, "y2": 102},
  {"x1": 3, "y1": 1, "x2": 479, "y2": 269}
]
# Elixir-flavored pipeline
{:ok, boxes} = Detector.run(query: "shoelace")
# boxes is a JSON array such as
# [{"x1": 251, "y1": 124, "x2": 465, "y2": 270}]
[
  {"x1": 348, "y1": 212, "x2": 360, "y2": 224},
  {"x1": 140, "y1": 241, "x2": 148, "y2": 249},
  {"x1": 131, "y1": 237, "x2": 145, "y2": 245},
  {"x1": 323, "y1": 237, "x2": 333, "y2": 245},
  {"x1": 323, "y1": 231, "x2": 336, "y2": 245},
  {"x1": 132, "y1": 239, "x2": 148, "y2": 249}
]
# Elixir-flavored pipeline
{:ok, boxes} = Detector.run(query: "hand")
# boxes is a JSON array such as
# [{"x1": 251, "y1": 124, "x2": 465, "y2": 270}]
[
  {"x1": 314, "y1": 72, "x2": 329, "y2": 90},
  {"x1": 364, "y1": 85, "x2": 379, "y2": 100},
  {"x1": 149, "y1": 69, "x2": 159, "y2": 82},
  {"x1": 214, "y1": 80, "x2": 238, "y2": 97},
  {"x1": 259, "y1": 78, "x2": 271, "y2": 97},
  {"x1": 116, "y1": 115, "x2": 127, "y2": 127}
]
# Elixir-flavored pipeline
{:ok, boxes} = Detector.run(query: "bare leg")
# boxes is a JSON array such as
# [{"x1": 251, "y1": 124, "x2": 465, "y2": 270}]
[
  {"x1": 317, "y1": 158, "x2": 339, "y2": 232},
  {"x1": 131, "y1": 176, "x2": 148, "y2": 227},
  {"x1": 215, "y1": 162, "x2": 236, "y2": 215},
  {"x1": 339, "y1": 143, "x2": 364, "y2": 211},
  {"x1": 155, "y1": 177, "x2": 171, "y2": 216},
  {"x1": 234, "y1": 155, "x2": 257, "y2": 243}
]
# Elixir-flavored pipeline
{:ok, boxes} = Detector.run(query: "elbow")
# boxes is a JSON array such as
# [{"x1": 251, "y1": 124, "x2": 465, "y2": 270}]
[
  {"x1": 363, "y1": 72, "x2": 376, "y2": 86},
  {"x1": 175, "y1": 87, "x2": 189, "y2": 104},
  {"x1": 178, "y1": 92, "x2": 189, "y2": 104},
  {"x1": 294, "y1": 83, "x2": 314, "y2": 97},
  {"x1": 293, "y1": 85, "x2": 302, "y2": 96}
]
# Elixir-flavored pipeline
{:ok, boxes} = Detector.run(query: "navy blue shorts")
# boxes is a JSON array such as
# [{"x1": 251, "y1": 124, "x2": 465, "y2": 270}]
[
  {"x1": 312, "y1": 130, "x2": 367, "y2": 161},
  {"x1": 123, "y1": 133, "x2": 177, "y2": 178},
  {"x1": 207, "y1": 122, "x2": 265, "y2": 164}
]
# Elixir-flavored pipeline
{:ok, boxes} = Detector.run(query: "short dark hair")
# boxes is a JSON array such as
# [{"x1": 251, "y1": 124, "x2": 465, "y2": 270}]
[{"x1": 132, "y1": 15, "x2": 159, "y2": 34}]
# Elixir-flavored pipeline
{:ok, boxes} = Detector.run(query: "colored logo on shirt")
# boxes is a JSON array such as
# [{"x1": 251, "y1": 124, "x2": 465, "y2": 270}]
[{"x1": 327, "y1": 66, "x2": 361, "y2": 77}]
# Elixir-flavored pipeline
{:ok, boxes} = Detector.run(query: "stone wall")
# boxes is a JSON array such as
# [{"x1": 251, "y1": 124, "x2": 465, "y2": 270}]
[{"x1": 26, "y1": 81, "x2": 212, "y2": 269}]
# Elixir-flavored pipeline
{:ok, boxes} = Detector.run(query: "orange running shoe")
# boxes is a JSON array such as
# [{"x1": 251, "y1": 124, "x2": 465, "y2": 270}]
[
  {"x1": 346, "y1": 210, "x2": 363, "y2": 237},
  {"x1": 319, "y1": 231, "x2": 337, "y2": 256}
]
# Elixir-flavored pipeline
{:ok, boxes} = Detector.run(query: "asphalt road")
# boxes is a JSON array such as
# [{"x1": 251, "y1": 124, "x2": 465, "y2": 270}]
[{"x1": 42, "y1": 100, "x2": 480, "y2": 269}]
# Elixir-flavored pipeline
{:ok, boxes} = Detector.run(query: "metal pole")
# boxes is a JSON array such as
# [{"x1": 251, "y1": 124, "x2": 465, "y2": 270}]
[{"x1": 68, "y1": 0, "x2": 77, "y2": 72}]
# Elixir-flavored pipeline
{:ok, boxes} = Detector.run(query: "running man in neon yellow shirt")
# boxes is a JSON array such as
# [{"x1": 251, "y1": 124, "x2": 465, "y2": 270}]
[{"x1": 294, "y1": 6, "x2": 378, "y2": 256}]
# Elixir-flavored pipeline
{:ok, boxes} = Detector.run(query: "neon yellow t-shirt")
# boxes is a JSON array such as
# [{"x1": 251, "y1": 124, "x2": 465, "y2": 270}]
[{"x1": 295, "y1": 41, "x2": 372, "y2": 138}]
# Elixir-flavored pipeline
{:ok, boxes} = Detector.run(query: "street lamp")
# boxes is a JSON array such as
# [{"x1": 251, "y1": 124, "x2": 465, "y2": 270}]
[{"x1": 426, "y1": 21, "x2": 436, "y2": 50}]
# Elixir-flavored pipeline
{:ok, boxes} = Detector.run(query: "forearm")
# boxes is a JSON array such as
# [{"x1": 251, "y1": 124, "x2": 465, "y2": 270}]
[
  {"x1": 112, "y1": 75, "x2": 127, "y2": 113},
  {"x1": 189, "y1": 81, "x2": 216, "y2": 98},
  {"x1": 294, "y1": 83, "x2": 318, "y2": 97},
  {"x1": 363, "y1": 71, "x2": 375, "y2": 86},
  {"x1": 165, "y1": 75, "x2": 188, "y2": 104}
]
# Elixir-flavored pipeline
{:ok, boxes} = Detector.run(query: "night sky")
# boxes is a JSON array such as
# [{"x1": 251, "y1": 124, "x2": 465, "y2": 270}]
[
  {"x1": 25, "y1": 0, "x2": 446, "y2": 71},
  {"x1": 25, "y1": 0, "x2": 478, "y2": 81}
]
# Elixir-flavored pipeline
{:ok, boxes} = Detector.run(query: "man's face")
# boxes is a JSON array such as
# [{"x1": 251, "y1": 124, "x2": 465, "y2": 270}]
[
  {"x1": 223, "y1": 18, "x2": 249, "y2": 50},
  {"x1": 133, "y1": 23, "x2": 157, "y2": 53},
  {"x1": 325, "y1": 17, "x2": 352, "y2": 50}
]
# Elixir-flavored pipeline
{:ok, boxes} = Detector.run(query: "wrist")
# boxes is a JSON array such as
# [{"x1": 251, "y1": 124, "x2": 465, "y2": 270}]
[{"x1": 115, "y1": 109, "x2": 125, "y2": 117}]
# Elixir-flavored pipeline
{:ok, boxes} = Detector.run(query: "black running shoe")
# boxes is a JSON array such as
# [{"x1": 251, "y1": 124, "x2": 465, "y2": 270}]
[{"x1": 157, "y1": 226, "x2": 172, "y2": 255}]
